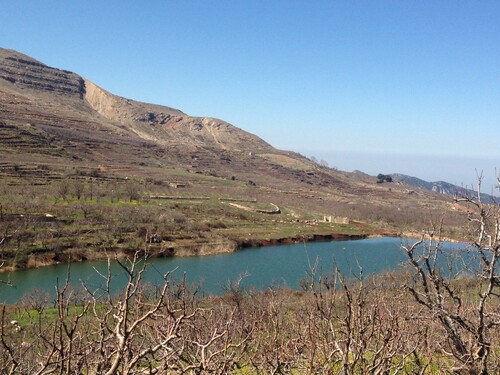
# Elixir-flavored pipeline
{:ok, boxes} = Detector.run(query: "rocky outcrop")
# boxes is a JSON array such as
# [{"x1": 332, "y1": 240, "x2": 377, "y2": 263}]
[
  {"x1": 0, "y1": 49, "x2": 85, "y2": 97},
  {"x1": 83, "y1": 79, "x2": 184, "y2": 124}
]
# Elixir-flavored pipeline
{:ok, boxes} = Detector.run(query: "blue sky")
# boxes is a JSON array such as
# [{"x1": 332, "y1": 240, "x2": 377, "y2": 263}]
[{"x1": 1, "y1": 1, "x2": 499, "y2": 190}]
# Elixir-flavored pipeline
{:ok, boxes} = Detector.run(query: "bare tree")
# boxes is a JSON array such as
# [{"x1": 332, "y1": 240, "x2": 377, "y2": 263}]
[
  {"x1": 402, "y1": 174, "x2": 500, "y2": 374},
  {"x1": 55, "y1": 179, "x2": 70, "y2": 201},
  {"x1": 72, "y1": 180, "x2": 85, "y2": 200},
  {"x1": 124, "y1": 181, "x2": 141, "y2": 202},
  {"x1": 302, "y1": 265, "x2": 429, "y2": 375}
]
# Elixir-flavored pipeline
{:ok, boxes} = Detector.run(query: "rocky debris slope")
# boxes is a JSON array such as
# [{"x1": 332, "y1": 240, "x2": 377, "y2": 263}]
[{"x1": 83, "y1": 78, "x2": 273, "y2": 152}]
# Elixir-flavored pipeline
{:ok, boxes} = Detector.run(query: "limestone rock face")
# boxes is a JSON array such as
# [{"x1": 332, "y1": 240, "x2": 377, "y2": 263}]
[{"x1": 0, "y1": 49, "x2": 85, "y2": 97}]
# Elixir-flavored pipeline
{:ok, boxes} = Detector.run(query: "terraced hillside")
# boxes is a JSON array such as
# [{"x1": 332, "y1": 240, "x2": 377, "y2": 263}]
[
  {"x1": 0, "y1": 47, "x2": 474, "y2": 269},
  {"x1": 0, "y1": 47, "x2": 354, "y2": 191}
]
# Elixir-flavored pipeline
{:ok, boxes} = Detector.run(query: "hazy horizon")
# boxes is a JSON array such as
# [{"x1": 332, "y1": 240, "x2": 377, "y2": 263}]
[{"x1": 298, "y1": 148, "x2": 498, "y2": 195}]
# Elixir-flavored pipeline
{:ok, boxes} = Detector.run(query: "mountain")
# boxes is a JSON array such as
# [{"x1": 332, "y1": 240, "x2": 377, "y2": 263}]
[
  {"x1": 0, "y1": 48, "x2": 271, "y2": 165},
  {"x1": 0, "y1": 47, "x2": 352, "y2": 189},
  {"x1": 0, "y1": 47, "x2": 474, "y2": 252},
  {"x1": 389, "y1": 173, "x2": 496, "y2": 203}
]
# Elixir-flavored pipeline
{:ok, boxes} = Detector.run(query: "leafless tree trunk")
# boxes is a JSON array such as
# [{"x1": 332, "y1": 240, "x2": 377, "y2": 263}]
[{"x1": 402, "y1": 174, "x2": 500, "y2": 374}]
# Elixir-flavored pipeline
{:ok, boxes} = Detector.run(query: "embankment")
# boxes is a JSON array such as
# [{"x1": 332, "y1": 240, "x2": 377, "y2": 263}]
[{"x1": 1, "y1": 232, "x2": 374, "y2": 272}]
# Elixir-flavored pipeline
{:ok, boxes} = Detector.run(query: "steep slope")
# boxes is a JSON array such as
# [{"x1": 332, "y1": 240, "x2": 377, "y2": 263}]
[
  {"x1": 0, "y1": 48, "x2": 136, "y2": 157},
  {"x1": 0, "y1": 47, "x2": 349, "y2": 190},
  {"x1": 83, "y1": 79, "x2": 273, "y2": 152},
  {"x1": 0, "y1": 48, "x2": 85, "y2": 96},
  {"x1": 0, "y1": 48, "x2": 272, "y2": 152}
]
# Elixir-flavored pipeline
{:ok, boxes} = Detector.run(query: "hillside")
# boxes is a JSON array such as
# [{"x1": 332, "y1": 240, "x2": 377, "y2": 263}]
[
  {"x1": 1, "y1": 48, "x2": 356, "y2": 189},
  {"x1": 390, "y1": 173, "x2": 496, "y2": 203},
  {"x1": 0, "y1": 48, "x2": 270, "y2": 166},
  {"x1": 0, "y1": 47, "x2": 474, "y2": 270}
]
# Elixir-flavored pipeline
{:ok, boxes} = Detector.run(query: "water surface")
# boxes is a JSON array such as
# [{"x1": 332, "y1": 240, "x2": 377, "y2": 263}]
[{"x1": 0, "y1": 237, "x2": 465, "y2": 304}]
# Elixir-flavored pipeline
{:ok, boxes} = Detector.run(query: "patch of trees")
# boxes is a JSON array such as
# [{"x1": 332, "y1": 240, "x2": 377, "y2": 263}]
[
  {"x1": 376, "y1": 173, "x2": 393, "y2": 183},
  {"x1": 310, "y1": 156, "x2": 330, "y2": 168}
]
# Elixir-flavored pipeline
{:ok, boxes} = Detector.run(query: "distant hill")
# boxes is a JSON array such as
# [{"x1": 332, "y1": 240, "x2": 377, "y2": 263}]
[{"x1": 389, "y1": 173, "x2": 496, "y2": 203}]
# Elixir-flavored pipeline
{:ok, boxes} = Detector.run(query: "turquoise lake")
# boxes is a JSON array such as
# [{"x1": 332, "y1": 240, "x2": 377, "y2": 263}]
[{"x1": 0, "y1": 237, "x2": 466, "y2": 304}]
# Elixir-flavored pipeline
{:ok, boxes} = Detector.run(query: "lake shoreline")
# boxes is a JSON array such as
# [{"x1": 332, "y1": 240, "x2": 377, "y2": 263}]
[
  {"x1": 2, "y1": 225, "x2": 467, "y2": 274},
  {"x1": 1, "y1": 230, "x2": 396, "y2": 273},
  {"x1": 1, "y1": 236, "x2": 467, "y2": 305}
]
